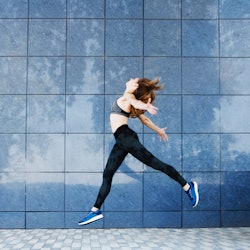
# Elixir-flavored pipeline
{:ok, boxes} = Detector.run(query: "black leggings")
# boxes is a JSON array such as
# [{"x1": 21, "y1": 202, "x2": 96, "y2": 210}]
[{"x1": 94, "y1": 125, "x2": 187, "y2": 209}]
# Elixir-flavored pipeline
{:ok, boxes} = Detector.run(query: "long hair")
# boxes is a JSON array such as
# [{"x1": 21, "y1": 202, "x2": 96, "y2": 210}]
[{"x1": 130, "y1": 77, "x2": 163, "y2": 118}]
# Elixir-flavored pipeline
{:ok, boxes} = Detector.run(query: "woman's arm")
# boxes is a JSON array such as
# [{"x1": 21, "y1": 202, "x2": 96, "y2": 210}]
[
  {"x1": 138, "y1": 114, "x2": 168, "y2": 141},
  {"x1": 124, "y1": 93, "x2": 158, "y2": 115}
]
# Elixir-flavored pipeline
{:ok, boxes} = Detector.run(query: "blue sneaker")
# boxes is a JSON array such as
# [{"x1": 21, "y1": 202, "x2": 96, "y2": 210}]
[
  {"x1": 78, "y1": 210, "x2": 103, "y2": 226},
  {"x1": 185, "y1": 181, "x2": 199, "y2": 207}
]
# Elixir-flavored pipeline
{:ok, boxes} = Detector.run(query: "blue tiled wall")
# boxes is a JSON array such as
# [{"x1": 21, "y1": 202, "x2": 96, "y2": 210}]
[{"x1": 0, "y1": 0, "x2": 249, "y2": 229}]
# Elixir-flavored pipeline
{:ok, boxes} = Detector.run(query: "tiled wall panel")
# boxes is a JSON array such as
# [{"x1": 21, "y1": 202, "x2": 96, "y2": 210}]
[{"x1": 0, "y1": 0, "x2": 249, "y2": 228}]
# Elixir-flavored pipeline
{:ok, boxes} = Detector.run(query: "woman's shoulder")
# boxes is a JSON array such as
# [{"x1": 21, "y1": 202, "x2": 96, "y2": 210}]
[
  {"x1": 117, "y1": 95, "x2": 129, "y2": 105},
  {"x1": 122, "y1": 92, "x2": 137, "y2": 101},
  {"x1": 117, "y1": 94, "x2": 133, "y2": 112}
]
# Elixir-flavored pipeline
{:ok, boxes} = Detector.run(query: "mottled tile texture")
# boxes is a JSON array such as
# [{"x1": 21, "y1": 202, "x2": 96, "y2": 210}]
[{"x1": 0, "y1": 0, "x2": 249, "y2": 228}]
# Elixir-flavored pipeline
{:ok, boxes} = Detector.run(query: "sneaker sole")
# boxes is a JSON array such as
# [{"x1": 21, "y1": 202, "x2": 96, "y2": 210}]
[
  {"x1": 192, "y1": 181, "x2": 199, "y2": 207},
  {"x1": 78, "y1": 214, "x2": 103, "y2": 226}
]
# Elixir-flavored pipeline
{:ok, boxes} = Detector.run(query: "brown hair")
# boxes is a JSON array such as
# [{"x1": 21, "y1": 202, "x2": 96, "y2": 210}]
[{"x1": 130, "y1": 77, "x2": 163, "y2": 118}]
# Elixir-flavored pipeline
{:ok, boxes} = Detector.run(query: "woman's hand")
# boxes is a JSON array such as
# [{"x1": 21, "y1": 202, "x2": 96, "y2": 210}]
[
  {"x1": 157, "y1": 127, "x2": 168, "y2": 141},
  {"x1": 125, "y1": 78, "x2": 139, "y2": 93},
  {"x1": 146, "y1": 98, "x2": 158, "y2": 115}
]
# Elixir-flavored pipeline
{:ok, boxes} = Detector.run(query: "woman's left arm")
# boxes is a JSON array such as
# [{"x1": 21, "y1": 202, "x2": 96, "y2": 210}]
[{"x1": 138, "y1": 114, "x2": 168, "y2": 141}]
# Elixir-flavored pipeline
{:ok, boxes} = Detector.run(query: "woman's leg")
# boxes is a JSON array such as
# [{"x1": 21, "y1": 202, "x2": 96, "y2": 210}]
[
  {"x1": 115, "y1": 128, "x2": 199, "y2": 207},
  {"x1": 116, "y1": 128, "x2": 187, "y2": 187},
  {"x1": 93, "y1": 143, "x2": 128, "y2": 209},
  {"x1": 78, "y1": 142, "x2": 128, "y2": 225}
]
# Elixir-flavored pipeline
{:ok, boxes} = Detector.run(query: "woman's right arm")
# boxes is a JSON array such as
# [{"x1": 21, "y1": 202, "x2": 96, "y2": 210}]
[{"x1": 124, "y1": 93, "x2": 158, "y2": 115}]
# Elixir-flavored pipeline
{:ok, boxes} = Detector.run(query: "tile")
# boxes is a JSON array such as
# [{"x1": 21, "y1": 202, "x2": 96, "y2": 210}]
[
  {"x1": 183, "y1": 95, "x2": 220, "y2": 133},
  {"x1": 220, "y1": 0, "x2": 250, "y2": 18},
  {"x1": 28, "y1": 57, "x2": 65, "y2": 94},
  {"x1": 183, "y1": 172, "x2": 220, "y2": 211},
  {"x1": 220, "y1": 58, "x2": 250, "y2": 94},
  {"x1": 144, "y1": 20, "x2": 181, "y2": 56},
  {"x1": 220, "y1": 20, "x2": 250, "y2": 57},
  {"x1": 66, "y1": 57, "x2": 104, "y2": 94},
  {"x1": 104, "y1": 173, "x2": 143, "y2": 211},
  {"x1": 222, "y1": 211, "x2": 250, "y2": 227},
  {"x1": 183, "y1": 211, "x2": 220, "y2": 228},
  {"x1": 0, "y1": 212, "x2": 25, "y2": 229},
  {"x1": 29, "y1": 19, "x2": 66, "y2": 56},
  {"x1": 0, "y1": 57, "x2": 26, "y2": 94},
  {"x1": 182, "y1": 58, "x2": 219, "y2": 94},
  {"x1": 221, "y1": 96, "x2": 250, "y2": 133},
  {"x1": 26, "y1": 134, "x2": 64, "y2": 172},
  {"x1": 221, "y1": 172, "x2": 250, "y2": 210},
  {"x1": 66, "y1": 95, "x2": 104, "y2": 133},
  {"x1": 183, "y1": 134, "x2": 220, "y2": 172},
  {"x1": 144, "y1": 0, "x2": 181, "y2": 19},
  {"x1": 29, "y1": 0, "x2": 66, "y2": 18},
  {"x1": 106, "y1": 0, "x2": 142, "y2": 18},
  {"x1": 67, "y1": 19, "x2": 104, "y2": 56},
  {"x1": 65, "y1": 173, "x2": 103, "y2": 211},
  {"x1": 66, "y1": 134, "x2": 104, "y2": 172},
  {"x1": 105, "y1": 212, "x2": 142, "y2": 228},
  {"x1": 182, "y1": 20, "x2": 218, "y2": 57},
  {"x1": 67, "y1": 0, "x2": 104, "y2": 18},
  {"x1": 143, "y1": 212, "x2": 181, "y2": 228},
  {"x1": 143, "y1": 95, "x2": 181, "y2": 133},
  {"x1": 106, "y1": 20, "x2": 143, "y2": 56},
  {"x1": 26, "y1": 212, "x2": 64, "y2": 229},
  {"x1": 0, "y1": 0, "x2": 28, "y2": 18},
  {"x1": 105, "y1": 57, "x2": 143, "y2": 94},
  {"x1": 26, "y1": 173, "x2": 64, "y2": 211},
  {"x1": 144, "y1": 57, "x2": 181, "y2": 94},
  {"x1": 0, "y1": 228, "x2": 249, "y2": 248},
  {"x1": 27, "y1": 95, "x2": 65, "y2": 133},
  {"x1": 144, "y1": 133, "x2": 182, "y2": 172},
  {"x1": 221, "y1": 134, "x2": 250, "y2": 171},
  {"x1": 183, "y1": 0, "x2": 218, "y2": 19},
  {"x1": 104, "y1": 134, "x2": 143, "y2": 173},
  {"x1": 0, "y1": 173, "x2": 25, "y2": 211},
  {"x1": 0, "y1": 95, "x2": 26, "y2": 133},
  {"x1": 0, "y1": 19, "x2": 27, "y2": 56},
  {"x1": 144, "y1": 172, "x2": 182, "y2": 211},
  {"x1": 0, "y1": 134, "x2": 25, "y2": 172}
]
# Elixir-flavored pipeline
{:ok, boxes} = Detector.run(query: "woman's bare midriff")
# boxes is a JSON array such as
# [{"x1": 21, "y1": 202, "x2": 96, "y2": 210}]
[{"x1": 110, "y1": 113, "x2": 129, "y2": 133}]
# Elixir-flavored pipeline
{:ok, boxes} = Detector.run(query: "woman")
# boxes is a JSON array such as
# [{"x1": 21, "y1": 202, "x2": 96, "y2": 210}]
[{"x1": 79, "y1": 78, "x2": 199, "y2": 226}]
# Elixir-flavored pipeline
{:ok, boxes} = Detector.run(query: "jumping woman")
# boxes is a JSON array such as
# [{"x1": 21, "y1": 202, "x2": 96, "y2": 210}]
[{"x1": 79, "y1": 78, "x2": 199, "y2": 225}]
